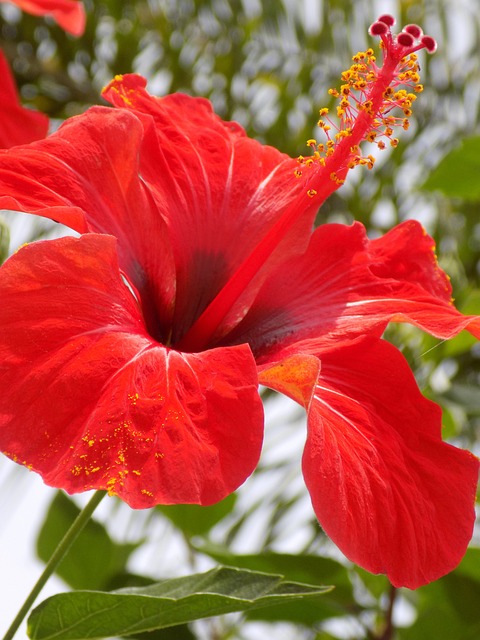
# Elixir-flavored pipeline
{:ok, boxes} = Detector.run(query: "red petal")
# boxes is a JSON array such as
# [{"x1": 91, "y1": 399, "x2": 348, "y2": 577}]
[
  {"x1": 1, "y1": 0, "x2": 86, "y2": 36},
  {"x1": 0, "y1": 234, "x2": 263, "y2": 507},
  {"x1": 0, "y1": 107, "x2": 175, "y2": 334},
  {"x1": 261, "y1": 338, "x2": 478, "y2": 588},
  {"x1": 0, "y1": 51, "x2": 49, "y2": 148},
  {"x1": 0, "y1": 79, "x2": 318, "y2": 345},
  {"x1": 103, "y1": 75, "x2": 315, "y2": 343},
  {"x1": 226, "y1": 220, "x2": 480, "y2": 358}
]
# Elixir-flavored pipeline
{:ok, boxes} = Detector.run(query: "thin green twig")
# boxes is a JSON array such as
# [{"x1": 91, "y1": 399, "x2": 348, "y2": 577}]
[{"x1": 2, "y1": 490, "x2": 106, "y2": 640}]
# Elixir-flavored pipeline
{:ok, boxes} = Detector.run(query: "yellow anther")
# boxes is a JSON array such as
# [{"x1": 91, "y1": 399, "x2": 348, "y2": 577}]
[
  {"x1": 307, "y1": 189, "x2": 317, "y2": 198},
  {"x1": 330, "y1": 172, "x2": 345, "y2": 185},
  {"x1": 361, "y1": 100, "x2": 374, "y2": 115}
]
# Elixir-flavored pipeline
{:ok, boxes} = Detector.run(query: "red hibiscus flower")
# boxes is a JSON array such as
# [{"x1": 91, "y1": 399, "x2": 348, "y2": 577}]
[
  {"x1": 0, "y1": 0, "x2": 86, "y2": 36},
  {"x1": 0, "y1": 17, "x2": 478, "y2": 589},
  {"x1": 0, "y1": 50, "x2": 49, "y2": 148}
]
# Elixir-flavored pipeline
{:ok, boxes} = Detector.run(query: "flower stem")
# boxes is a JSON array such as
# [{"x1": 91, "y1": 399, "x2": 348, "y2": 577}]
[{"x1": 2, "y1": 490, "x2": 106, "y2": 640}]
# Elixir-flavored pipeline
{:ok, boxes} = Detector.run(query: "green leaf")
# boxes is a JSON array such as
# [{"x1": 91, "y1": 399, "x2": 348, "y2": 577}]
[
  {"x1": 0, "y1": 216, "x2": 9, "y2": 265},
  {"x1": 157, "y1": 493, "x2": 236, "y2": 537},
  {"x1": 126, "y1": 625, "x2": 195, "y2": 640},
  {"x1": 398, "y1": 549, "x2": 480, "y2": 640},
  {"x1": 422, "y1": 136, "x2": 480, "y2": 201},
  {"x1": 353, "y1": 566, "x2": 391, "y2": 599},
  {"x1": 27, "y1": 566, "x2": 332, "y2": 640},
  {"x1": 196, "y1": 546, "x2": 354, "y2": 622},
  {"x1": 36, "y1": 492, "x2": 139, "y2": 590}
]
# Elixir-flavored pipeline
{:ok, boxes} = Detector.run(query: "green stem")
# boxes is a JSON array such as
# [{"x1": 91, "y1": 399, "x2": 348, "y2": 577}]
[{"x1": 2, "y1": 490, "x2": 106, "y2": 640}]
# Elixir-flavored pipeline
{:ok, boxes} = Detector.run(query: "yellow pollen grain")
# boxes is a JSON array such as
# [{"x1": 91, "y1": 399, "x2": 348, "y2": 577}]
[
  {"x1": 299, "y1": 45, "x2": 425, "y2": 182},
  {"x1": 128, "y1": 393, "x2": 139, "y2": 405},
  {"x1": 106, "y1": 478, "x2": 118, "y2": 496}
]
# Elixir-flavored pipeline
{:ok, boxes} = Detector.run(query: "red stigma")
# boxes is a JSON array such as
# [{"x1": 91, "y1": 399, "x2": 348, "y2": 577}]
[
  {"x1": 421, "y1": 35, "x2": 437, "y2": 53},
  {"x1": 378, "y1": 14, "x2": 396, "y2": 27},
  {"x1": 404, "y1": 24, "x2": 423, "y2": 39},
  {"x1": 397, "y1": 32, "x2": 415, "y2": 47},
  {"x1": 369, "y1": 21, "x2": 388, "y2": 36},
  {"x1": 369, "y1": 15, "x2": 437, "y2": 59}
]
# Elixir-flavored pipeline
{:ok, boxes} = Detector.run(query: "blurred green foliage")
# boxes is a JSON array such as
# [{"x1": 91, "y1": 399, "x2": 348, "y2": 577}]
[{"x1": 2, "y1": 0, "x2": 480, "y2": 638}]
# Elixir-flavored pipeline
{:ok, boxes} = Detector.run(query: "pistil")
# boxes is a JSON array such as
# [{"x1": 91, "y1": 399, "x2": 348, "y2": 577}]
[{"x1": 176, "y1": 15, "x2": 437, "y2": 353}]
